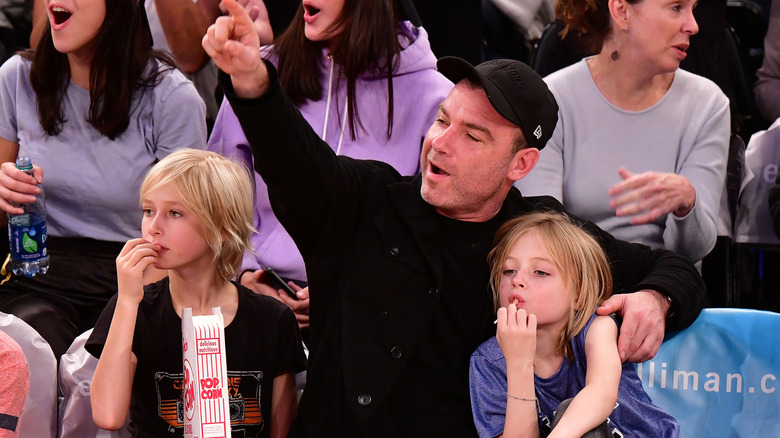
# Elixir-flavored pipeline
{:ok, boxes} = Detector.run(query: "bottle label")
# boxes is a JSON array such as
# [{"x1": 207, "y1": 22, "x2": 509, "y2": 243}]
[{"x1": 9, "y1": 214, "x2": 48, "y2": 261}]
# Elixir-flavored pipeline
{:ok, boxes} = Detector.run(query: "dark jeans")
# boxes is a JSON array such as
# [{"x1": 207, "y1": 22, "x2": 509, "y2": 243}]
[{"x1": 0, "y1": 237, "x2": 123, "y2": 358}]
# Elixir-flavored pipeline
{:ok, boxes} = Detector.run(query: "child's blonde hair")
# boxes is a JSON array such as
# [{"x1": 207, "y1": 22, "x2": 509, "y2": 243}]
[
  {"x1": 488, "y1": 212, "x2": 612, "y2": 361},
  {"x1": 140, "y1": 149, "x2": 255, "y2": 283}
]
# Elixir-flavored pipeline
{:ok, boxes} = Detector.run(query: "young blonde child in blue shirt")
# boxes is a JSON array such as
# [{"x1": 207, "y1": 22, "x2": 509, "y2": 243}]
[{"x1": 469, "y1": 212, "x2": 678, "y2": 437}]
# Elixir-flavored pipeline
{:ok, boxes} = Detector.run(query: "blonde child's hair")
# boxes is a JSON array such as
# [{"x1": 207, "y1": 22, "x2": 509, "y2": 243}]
[
  {"x1": 140, "y1": 149, "x2": 255, "y2": 283},
  {"x1": 488, "y1": 212, "x2": 612, "y2": 361}
]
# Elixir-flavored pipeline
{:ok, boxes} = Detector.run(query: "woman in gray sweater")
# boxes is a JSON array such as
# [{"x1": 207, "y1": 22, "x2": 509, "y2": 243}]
[{"x1": 515, "y1": 0, "x2": 730, "y2": 263}]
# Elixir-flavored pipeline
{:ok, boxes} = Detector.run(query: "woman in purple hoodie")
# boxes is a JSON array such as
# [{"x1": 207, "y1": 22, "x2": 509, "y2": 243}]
[{"x1": 208, "y1": 0, "x2": 453, "y2": 329}]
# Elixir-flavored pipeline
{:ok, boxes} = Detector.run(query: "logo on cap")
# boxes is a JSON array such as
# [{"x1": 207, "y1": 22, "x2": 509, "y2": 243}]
[{"x1": 533, "y1": 125, "x2": 543, "y2": 140}]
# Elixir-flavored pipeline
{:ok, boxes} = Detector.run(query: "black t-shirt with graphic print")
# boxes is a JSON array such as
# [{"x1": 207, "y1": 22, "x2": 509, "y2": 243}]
[{"x1": 87, "y1": 277, "x2": 306, "y2": 438}]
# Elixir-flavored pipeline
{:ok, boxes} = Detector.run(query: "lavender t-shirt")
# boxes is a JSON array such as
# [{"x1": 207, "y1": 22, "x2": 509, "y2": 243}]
[{"x1": 0, "y1": 55, "x2": 206, "y2": 242}]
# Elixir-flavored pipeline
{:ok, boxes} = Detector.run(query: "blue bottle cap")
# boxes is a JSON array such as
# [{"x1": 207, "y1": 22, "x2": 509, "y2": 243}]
[{"x1": 15, "y1": 156, "x2": 32, "y2": 171}]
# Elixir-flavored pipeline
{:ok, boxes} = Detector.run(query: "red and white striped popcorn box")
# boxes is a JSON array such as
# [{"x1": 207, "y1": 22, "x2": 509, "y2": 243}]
[{"x1": 182, "y1": 307, "x2": 232, "y2": 438}]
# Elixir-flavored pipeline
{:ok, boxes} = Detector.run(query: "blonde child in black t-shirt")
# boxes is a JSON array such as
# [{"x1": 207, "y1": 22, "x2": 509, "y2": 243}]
[{"x1": 88, "y1": 149, "x2": 305, "y2": 437}]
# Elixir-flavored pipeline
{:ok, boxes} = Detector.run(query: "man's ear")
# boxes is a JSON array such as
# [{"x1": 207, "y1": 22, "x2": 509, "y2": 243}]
[{"x1": 508, "y1": 147, "x2": 540, "y2": 182}]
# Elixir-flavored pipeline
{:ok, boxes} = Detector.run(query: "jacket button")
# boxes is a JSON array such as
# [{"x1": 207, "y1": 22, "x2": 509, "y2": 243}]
[
  {"x1": 389, "y1": 247, "x2": 400, "y2": 256},
  {"x1": 358, "y1": 394, "x2": 372, "y2": 406},
  {"x1": 428, "y1": 287, "x2": 439, "y2": 297},
  {"x1": 390, "y1": 346, "x2": 403, "y2": 359}
]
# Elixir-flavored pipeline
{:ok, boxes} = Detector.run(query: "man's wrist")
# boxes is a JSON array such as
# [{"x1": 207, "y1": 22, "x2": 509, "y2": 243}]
[
  {"x1": 232, "y1": 58, "x2": 270, "y2": 99},
  {"x1": 643, "y1": 289, "x2": 673, "y2": 318},
  {"x1": 665, "y1": 294, "x2": 675, "y2": 320}
]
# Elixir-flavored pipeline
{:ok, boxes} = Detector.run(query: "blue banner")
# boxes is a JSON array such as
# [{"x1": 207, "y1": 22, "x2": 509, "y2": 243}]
[{"x1": 635, "y1": 308, "x2": 780, "y2": 437}]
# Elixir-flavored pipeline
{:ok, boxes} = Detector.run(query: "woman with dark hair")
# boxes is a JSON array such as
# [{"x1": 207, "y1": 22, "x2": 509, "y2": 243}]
[
  {"x1": 516, "y1": 0, "x2": 730, "y2": 265},
  {"x1": 0, "y1": 0, "x2": 206, "y2": 358},
  {"x1": 209, "y1": 0, "x2": 452, "y2": 325}
]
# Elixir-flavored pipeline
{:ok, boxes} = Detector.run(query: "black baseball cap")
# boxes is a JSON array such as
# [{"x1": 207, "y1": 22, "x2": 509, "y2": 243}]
[{"x1": 437, "y1": 57, "x2": 559, "y2": 150}]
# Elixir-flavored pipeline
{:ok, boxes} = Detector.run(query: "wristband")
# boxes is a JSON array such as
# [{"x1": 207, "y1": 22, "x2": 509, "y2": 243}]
[{"x1": 237, "y1": 269, "x2": 256, "y2": 283}]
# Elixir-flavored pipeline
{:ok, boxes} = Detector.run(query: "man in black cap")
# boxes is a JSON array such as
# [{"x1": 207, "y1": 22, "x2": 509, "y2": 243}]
[{"x1": 204, "y1": 2, "x2": 703, "y2": 436}]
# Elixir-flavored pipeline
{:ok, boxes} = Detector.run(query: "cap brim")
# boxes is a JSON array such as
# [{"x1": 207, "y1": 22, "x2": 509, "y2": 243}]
[{"x1": 437, "y1": 56, "x2": 480, "y2": 86}]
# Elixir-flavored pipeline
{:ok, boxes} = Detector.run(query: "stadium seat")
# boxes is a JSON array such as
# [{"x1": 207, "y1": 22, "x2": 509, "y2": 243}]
[
  {"x1": 0, "y1": 311, "x2": 57, "y2": 437},
  {"x1": 726, "y1": 0, "x2": 769, "y2": 85},
  {"x1": 636, "y1": 308, "x2": 780, "y2": 437},
  {"x1": 734, "y1": 118, "x2": 780, "y2": 245},
  {"x1": 731, "y1": 119, "x2": 780, "y2": 309},
  {"x1": 58, "y1": 328, "x2": 130, "y2": 437}
]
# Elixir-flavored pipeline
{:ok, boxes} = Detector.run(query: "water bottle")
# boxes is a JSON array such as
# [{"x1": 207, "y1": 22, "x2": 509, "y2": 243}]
[{"x1": 7, "y1": 156, "x2": 49, "y2": 277}]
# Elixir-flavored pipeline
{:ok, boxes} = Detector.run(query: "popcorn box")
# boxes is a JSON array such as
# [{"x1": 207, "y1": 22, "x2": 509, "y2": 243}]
[{"x1": 182, "y1": 307, "x2": 232, "y2": 438}]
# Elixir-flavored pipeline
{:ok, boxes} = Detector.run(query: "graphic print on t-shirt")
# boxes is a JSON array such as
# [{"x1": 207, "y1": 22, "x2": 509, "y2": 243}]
[{"x1": 154, "y1": 370, "x2": 266, "y2": 437}]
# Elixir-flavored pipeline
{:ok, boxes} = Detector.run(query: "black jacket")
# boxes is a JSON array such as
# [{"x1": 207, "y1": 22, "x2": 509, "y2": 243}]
[{"x1": 222, "y1": 64, "x2": 705, "y2": 438}]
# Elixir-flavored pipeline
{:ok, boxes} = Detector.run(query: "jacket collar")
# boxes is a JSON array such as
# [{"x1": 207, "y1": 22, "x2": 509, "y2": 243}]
[
  {"x1": 384, "y1": 175, "x2": 536, "y2": 284},
  {"x1": 385, "y1": 175, "x2": 443, "y2": 283}
]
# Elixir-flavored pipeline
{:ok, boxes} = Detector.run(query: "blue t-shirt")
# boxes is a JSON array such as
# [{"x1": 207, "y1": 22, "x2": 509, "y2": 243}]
[{"x1": 469, "y1": 313, "x2": 679, "y2": 437}]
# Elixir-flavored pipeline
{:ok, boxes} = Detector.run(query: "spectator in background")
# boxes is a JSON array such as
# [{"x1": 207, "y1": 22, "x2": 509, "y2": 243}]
[
  {"x1": 208, "y1": 0, "x2": 453, "y2": 331},
  {"x1": 488, "y1": 0, "x2": 555, "y2": 43},
  {"x1": 529, "y1": 0, "x2": 750, "y2": 136},
  {"x1": 143, "y1": 0, "x2": 296, "y2": 130},
  {"x1": 482, "y1": 0, "x2": 554, "y2": 62},
  {"x1": 0, "y1": 329, "x2": 28, "y2": 438},
  {"x1": 0, "y1": 0, "x2": 206, "y2": 359},
  {"x1": 491, "y1": 0, "x2": 554, "y2": 44},
  {"x1": 516, "y1": 0, "x2": 730, "y2": 265},
  {"x1": 30, "y1": 0, "x2": 296, "y2": 132},
  {"x1": 755, "y1": 0, "x2": 780, "y2": 122}
]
